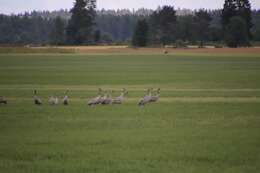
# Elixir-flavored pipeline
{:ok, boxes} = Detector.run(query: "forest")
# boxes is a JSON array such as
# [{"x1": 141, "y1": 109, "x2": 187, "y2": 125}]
[{"x1": 0, "y1": 0, "x2": 259, "y2": 47}]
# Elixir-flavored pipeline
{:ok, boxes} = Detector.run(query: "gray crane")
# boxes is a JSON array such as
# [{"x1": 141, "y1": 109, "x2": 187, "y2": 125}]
[
  {"x1": 49, "y1": 95, "x2": 59, "y2": 105},
  {"x1": 138, "y1": 88, "x2": 153, "y2": 106},
  {"x1": 63, "y1": 90, "x2": 69, "y2": 105},
  {"x1": 88, "y1": 88, "x2": 103, "y2": 106},
  {"x1": 33, "y1": 90, "x2": 42, "y2": 105},
  {"x1": 113, "y1": 88, "x2": 128, "y2": 104},
  {"x1": 101, "y1": 90, "x2": 113, "y2": 105},
  {"x1": 150, "y1": 88, "x2": 161, "y2": 103},
  {"x1": 0, "y1": 96, "x2": 7, "y2": 105}
]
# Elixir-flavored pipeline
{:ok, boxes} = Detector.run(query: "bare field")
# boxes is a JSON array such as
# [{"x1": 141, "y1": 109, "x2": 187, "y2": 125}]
[
  {"x1": 57, "y1": 46, "x2": 260, "y2": 55},
  {"x1": 1, "y1": 46, "x2": 260, "y2": 55}
]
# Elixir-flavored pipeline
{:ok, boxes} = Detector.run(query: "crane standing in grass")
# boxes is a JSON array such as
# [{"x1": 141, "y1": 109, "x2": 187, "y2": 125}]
[
  {"x1": 33, "y1": 90, "x2": 42, "y2": 105},
  {"x1": 101, "y1": 90, "x2": 114, "y2": 105},
  {"x1": 63, "y1": 90, "x2": 69, "y2": 105},
  {"x1": 49, "y1": 96, "x2": 55, "y2": 105},
  {"x1": 88, "y1": 88, "x2": 103, "y2": 106},
  {"x1": 113, "y1": 88, "x2": 128, "y2": 104},
  {"x1": 49, "y1": 95, "x2": 59, "y2": 105},
  {"x1": 138, "y1": 88, "x2": 153, "y2": 106},
  {"x1": 0, "y1": 96, "x2": 7, "y2": 105},
  {"x1": 150, "y1": 88, "x2": 161, "y2": 103}
]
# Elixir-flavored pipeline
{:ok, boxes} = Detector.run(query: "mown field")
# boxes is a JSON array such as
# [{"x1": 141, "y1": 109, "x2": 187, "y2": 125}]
[{"x1": 0, "y1": 52, "x2": 260, "y2": 173}]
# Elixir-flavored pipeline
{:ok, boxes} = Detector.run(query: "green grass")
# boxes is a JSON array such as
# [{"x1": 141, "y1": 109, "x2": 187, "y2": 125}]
[{"x1": 0, "y1": 53, "x2": 260, "y2": 173}]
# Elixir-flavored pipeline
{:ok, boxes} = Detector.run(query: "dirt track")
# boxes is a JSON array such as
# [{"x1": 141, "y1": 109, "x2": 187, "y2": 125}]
[{"x1": 58, "y1": 46, "x2": 260, "y2": 54}]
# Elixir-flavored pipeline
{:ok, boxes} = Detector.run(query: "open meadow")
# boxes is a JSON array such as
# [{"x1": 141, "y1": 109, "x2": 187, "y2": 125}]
[{"x1": 0, "y1": 48, "x2": 260, "y2": 173}]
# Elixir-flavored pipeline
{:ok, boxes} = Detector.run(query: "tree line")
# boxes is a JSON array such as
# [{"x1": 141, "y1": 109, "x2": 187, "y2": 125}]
[
  {"x1": 133, "y1": 0, "x2": 256, "y2": 47},
  {"x1": 0, "y1": 0, "x2": 259, "y2": 47}
]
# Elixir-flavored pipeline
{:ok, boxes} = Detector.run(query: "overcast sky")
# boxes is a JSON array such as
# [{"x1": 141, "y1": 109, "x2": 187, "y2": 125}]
[{"x1": 1, "y1": 0, "x2": 260, "y2": 14}]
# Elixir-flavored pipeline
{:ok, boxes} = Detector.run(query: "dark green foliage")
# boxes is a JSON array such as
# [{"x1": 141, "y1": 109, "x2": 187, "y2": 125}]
[
  {"x1": 252, "y1": 10, "x2": 260, "y2": 41},
  {"x1": 222, "y1": 0, "x2": 237, "y2": 27},
  {"x1": 132, "y1": 19, "x2": 149, "y2": 47},
  {"x1": 49, "y1": 17, "x2": 66, "y2": 45},
  {"x1": 1, "y1": 6, "x2": 260, "y2": 46},
  {"x1": 100, "y1": 33, "x2": 113, "y2": 43},
  {"x1": 208, "y1": 26, "x2": 223, "y2": 42},
  {"x1": 222, "y1": 0, "x2": 252, "y2": 46},
  {"x1": 94, "y1": 30, "x2": 101, "y2": 43},
  {"x1": 149, "y1": 6, "x2": 177, "y2": 45},
  {"x1": 0, "y1": 14, "x2": 51, "y2": 45},
  {"x1": 96, "y1": 12, "x2": 141, "y2": 43},
  {"x1": 225, "y1": 16, "x2": 249, "y2": 47},
  {"x1": 194, "y1": 10, "x2": 212, "y2": 47},
  {"x1": 237, "y1": 0, "x2": 253, "y2": 38},
  {"x1": 66, "y1": 0, "x2": 96, "y2": 44},
  {"x1": 253, "y1": 28, "x2": 260, "y2": 41},
  {"x1": 176, "y1": 15, "x2": 196, "y2": 42}
]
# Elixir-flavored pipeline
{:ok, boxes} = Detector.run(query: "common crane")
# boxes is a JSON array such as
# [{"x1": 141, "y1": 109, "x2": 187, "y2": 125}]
[
  {"x1": 0, "y1": 96, "x2": 7, "y2": 105},
  {"x1": 101, "y1": 90, "x2": 113, "y2": 105},
  {"x1": 49, "y1": 95, "x2": 59, "y2": 105},
  {"x1": 88, "y1": 88, "x2": 103, "y2": 106},
  {"x1": 33, "y1": 90, "x2": 42, "y2": 105},
  {"x1": 150, "y1": 88, "x2": 161, "y2": 103},
  {"x1": 138, "y1": 88, "x2": 153, "y2": 106},
  {"x1": 63, "y1": 90, "x2": 69, "y2": 105},
  {"x1": 113, "y1": 88, "x2": 128, "y2": 104}
]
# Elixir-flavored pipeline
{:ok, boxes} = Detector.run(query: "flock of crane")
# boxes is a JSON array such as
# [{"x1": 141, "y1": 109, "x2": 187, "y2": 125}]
[{"x1": 0, "y1": 88, "x2": 160, "y2": 106}]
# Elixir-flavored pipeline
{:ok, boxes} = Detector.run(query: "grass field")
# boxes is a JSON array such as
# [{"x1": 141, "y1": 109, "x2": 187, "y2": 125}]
[{"x1": 0, "y1": 51, "x2": 260, "y2": 173}]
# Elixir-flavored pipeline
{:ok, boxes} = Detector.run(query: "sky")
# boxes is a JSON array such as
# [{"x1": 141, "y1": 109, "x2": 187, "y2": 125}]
[{"x1": 1, "y1": 0, "x2": 260, "y2": 14}]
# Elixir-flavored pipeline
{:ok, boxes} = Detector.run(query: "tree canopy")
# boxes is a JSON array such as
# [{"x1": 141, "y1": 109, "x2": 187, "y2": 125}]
[
  {"x1": 222, "y1": 0, "x2": 252, "y2": 46},
  {"x1": 0, "y1": 1, "x2": 259, "y2": 47},
  {"x1": 194, "y1": 10, "x2": 212, "y2": 47},
  {"x1": 132, "y1": 19, "x2": 149, "y2": 47},
  {"x1": 149, "y1": 6, "x2": 177, "y2": 45},
  {"x1": 49, "y1": 17, "x2": 66, "y2": 45},
  {"x1": 225, "y1": 16, "x2": 249, "y2": 47},
  {"x1": 66, "y1": 0, "x2": 96, "y2": 44}
]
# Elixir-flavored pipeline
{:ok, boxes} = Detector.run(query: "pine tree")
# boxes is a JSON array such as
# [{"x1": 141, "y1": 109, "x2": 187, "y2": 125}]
[
  {"x1": 194, "y1": 9, "x2": 212, "y2": 47},
  {"x1": 66, "y1": 0, "x2": 96, "y2": 44},
  {"x1": 222, "y1": 0, "x2": 237, "y2": 27},
  {"x1": 49, "y1": 17, "x2": 65, "y2": 45},
  {"x1": 237, "y1": 0, "x2": 253, "y2": 38},
  {"x1": 222, "y1": 0, "x2": 252, "y2": 44},
  {"x1": 132, "y1": 19, "x2": 149, "y2": 47},
  {"x1": 225, "y1": 16, "x2": 249, "y2": 47},
  {"x1": 149, "y1": 6, "x2": 177, "y2": 45},
  {"x1": 94, "y1": 30, "x2": 101, "y2": 43},
  {"x1": 222, "y1": 0, "x2": 253, "y2": 46}
]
